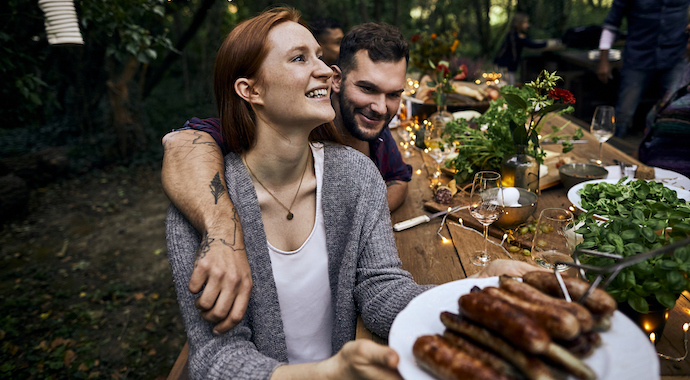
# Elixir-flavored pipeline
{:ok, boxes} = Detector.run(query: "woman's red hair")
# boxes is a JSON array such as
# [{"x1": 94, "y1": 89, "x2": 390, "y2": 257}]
[{"x1": 214, "y1": 6, "x2": 341, "y2": 153}]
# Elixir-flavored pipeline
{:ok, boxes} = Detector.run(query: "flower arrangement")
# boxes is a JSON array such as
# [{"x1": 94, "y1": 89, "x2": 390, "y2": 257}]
[
  {"x1": 426, "y1": 60, "x2": 468, "y2": 107},
  {"x1": 409, "y1": 30, "x2": 460, "y2": 73},
  {"x1": 444, "y1": 70, "x2": 583, "y2": 183}
]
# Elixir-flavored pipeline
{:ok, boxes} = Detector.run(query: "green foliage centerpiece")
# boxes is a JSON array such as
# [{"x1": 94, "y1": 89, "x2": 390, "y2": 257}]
[{"x1": 444, "y1": 70, "x2": 582, "y2": 184}]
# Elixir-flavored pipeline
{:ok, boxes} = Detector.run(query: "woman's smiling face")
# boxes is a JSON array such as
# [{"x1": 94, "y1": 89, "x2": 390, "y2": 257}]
[{"x1": 252, "y1": 21, "x2": 335, "y2": 129}]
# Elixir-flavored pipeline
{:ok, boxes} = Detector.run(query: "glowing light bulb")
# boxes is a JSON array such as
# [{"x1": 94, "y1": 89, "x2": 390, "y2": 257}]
[
  {"x1": 416, "y1": 169, "x2": 422, "y2": 175},
  {"x1": 650, "y1": 332, "x2": 656, "y2": 343},
  {"x1": 684, "y1": 323, "x2": 689, "y2": 332}
]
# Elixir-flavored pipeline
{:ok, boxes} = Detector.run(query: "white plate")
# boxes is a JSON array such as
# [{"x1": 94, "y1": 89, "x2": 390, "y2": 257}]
[
  {"x1": 605, "y1": 165, "x2": 690, "y2": 189},
  {"x1": 567, "y1": 178, "x2": 690, "y2": 218},
  {"x1": 389, "y1": 277, "x2": 659, "y2": 380}
]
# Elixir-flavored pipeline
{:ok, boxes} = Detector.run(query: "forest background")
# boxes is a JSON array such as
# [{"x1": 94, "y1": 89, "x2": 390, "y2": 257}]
[{"x1": 1, "y1": 0, "x2": 615, "y2": 378}]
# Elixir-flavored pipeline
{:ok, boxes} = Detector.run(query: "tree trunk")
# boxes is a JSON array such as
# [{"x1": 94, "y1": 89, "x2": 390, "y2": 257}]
[
  {"x1": 106, "y1": 56, "x2": 147, "y2": 159},
  {"x1": 143, "y1": 0, "x2": 216, "y2": 98}
]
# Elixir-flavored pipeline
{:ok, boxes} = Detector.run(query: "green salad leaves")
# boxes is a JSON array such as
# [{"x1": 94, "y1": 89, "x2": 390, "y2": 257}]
[{"x1": 575, "y1": 178, "x2": 690, "y2": 313}]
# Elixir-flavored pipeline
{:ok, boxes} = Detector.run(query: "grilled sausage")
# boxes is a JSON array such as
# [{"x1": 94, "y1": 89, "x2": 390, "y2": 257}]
[
  {"x1": 499, "y1": 275, "x2": 594, "y2": 332},
  {"x1": 459, "y1": 291, "x2": 551, "y2": 354},
  {"x1": 413, "y1": 334, "x2": 512, "y2": 380},
  {"x1": 482, "y1": 286, "x2": 581, "y2": 340},
  {"x1": 442, "y1": 330, "x2": 521, "y2": 379},
  {"x1": 522, "y1": 271, "x2": 617, "y2": 316},
  {"x1": 440, "y1": 312, "x2": 556, "y2": 380}
]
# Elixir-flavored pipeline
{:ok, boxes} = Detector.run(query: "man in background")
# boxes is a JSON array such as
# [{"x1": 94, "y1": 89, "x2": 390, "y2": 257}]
[
  {"x1": 309, "y1": 17, "x2": 344, "y2": 66},
  {"x1": 597, "y1": 0, "x2": 690, "y2": 137}
]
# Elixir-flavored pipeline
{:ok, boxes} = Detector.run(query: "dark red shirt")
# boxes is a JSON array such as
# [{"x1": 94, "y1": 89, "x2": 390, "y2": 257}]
[{"x1": 176, "y1": 117, "x2": 412, "y2": 183}]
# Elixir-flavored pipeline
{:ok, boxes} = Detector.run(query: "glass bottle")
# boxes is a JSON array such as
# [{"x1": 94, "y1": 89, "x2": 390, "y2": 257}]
[{"x1": 501, "y1": 145, "x2": 540, "y2": 194}]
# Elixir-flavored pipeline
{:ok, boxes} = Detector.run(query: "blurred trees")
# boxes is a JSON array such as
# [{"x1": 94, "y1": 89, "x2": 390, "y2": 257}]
[{"x1": 0, "y1": 0, "x2": 611, "y2": 167}]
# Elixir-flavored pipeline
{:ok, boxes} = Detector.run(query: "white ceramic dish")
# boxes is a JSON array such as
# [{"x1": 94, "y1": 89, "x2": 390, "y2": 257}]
[
  {"x1": 605, "y1": 165, "x2": 690, "y2": 189},
  {"x1": 567, "y1": 178, "x2": 690, "y2": 218},
  {"x1": 389, "y1": 277, "x2": 659, "y2": 380}
]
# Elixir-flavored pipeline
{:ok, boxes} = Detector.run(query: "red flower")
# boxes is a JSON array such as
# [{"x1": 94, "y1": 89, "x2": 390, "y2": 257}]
[
  {"x1": 411, "y1": 34, "x2": 421, "y2": 43},
  {"x1": 548, "y1": 88, "x2": 576, "y2": 104},
  {"x1": 436, "y1": 63, "x2": 450, "y2": 77},
  {"x1": 453, "y1": 64, "x2": 468, "y2": 81}
]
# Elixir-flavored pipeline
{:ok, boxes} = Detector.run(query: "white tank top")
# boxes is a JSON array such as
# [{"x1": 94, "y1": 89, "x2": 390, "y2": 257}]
[{"x1": 267, "y1": 143, "x2": 333, "y2": 364}]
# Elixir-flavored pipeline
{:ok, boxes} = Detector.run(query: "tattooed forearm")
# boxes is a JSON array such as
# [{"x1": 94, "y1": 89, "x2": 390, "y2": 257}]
[
  {"x1": 210, "y1": 172, "x2": 226, "y2": 204},
  {"x1": 386, "y1": 180, "x2": 403, "y2": 188},
  {"x1": 191, "y1": 131, "x2": 218, "y2": 146},
  {"x1": 194, "y1": 232, "x2": 215, "y2": 267},
  {"x1": 217, "y1": 206, "x2": 246, "y2": 252}
]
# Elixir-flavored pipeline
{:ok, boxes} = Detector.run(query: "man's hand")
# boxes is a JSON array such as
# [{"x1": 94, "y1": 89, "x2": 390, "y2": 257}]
[
  {"x1": 191, "y1": 229, "x2": 251, "y2": 334},
  {"x1": 162, "y1": 129, "x2": 252, "y2": 333},
  {"x1": 597, "y1": 50, "x2": 612, "y2": 83}
]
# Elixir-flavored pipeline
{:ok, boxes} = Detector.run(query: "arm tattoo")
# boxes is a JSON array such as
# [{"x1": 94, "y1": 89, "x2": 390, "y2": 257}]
[
  {"x1": 194, "y1": 232, "x2": 215, "y2": 267},
  {"x1": 191, "y1": 131, "x2": 218, "y2": 146},
  {"x1": 219, "y1": 206, "x2": 246, "y2": 252},
  {"x1": 386, "y1": 180, "x2": 403, "y2": 188},
  {"x1": 210, "y1": 172, "x2": 226, "y2": 204}
]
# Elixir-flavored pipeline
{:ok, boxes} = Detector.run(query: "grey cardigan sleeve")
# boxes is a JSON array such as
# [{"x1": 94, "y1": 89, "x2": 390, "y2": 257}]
[{"x1": 166, "y1": 206, "x2": 282, "y2": 380}]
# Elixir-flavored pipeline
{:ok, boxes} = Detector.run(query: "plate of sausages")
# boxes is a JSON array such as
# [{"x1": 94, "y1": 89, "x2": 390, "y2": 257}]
[{"x1": 389, "y1": 274, "x2": 659, "y2": 380}]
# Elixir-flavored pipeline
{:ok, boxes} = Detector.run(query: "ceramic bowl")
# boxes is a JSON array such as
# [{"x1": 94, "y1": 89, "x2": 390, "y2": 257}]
[{"x1": 558, "y1": 163, "x2": 609, "y2": 190}]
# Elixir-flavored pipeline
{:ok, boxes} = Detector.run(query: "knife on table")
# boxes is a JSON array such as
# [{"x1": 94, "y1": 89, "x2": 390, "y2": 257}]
[{"x1": 393, "y1": 205, "x2": 468, "y2": 232}]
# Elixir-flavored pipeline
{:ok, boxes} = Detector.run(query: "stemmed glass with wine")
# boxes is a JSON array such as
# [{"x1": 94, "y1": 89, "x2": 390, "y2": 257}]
[
  {"x1": 590, "y1": 105, "x2": 616, "y2": 165},
  {"x1": 469, "y1": 171, "x2": 504, "y2": 266}
]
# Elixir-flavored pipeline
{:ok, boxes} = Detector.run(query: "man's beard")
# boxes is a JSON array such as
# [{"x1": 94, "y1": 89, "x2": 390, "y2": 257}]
[{"x1": 338, "y1": 84, "x2": 393, "y2": 142}]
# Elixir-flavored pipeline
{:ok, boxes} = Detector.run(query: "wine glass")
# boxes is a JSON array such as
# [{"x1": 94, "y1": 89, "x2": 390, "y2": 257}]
[
  {"x1": 531, "y1": 208, "x2": 576, "y2": 273},
  {"x1": 424, "y1": 122, "x2": 449, "y2": 179},
  {"x1": 590, "y1": 106, "x2": 616, "y2": 165},
  {"x1": 469, "y1": 171, "x2": 504, "y2": 266}
]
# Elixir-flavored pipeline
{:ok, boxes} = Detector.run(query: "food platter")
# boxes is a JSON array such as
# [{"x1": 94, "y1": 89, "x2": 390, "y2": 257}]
[
  {"x1": 604, "y1": 166, "x2": 690, "y2": 189},
  {"x1": 389, "y1": 277, "x2": 659, "y2": 380},
  {"x1": 567, "y1": 178, "x2": 690, "y2": 219}
]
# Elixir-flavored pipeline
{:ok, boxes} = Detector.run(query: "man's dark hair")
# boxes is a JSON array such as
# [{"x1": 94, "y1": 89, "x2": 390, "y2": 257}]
[
  {"x1": 336, "y1": 22, "x2": 409, "y2": 77},
  {"x1": 308, "y1": 17, "x2": 341, "y2": 42}
]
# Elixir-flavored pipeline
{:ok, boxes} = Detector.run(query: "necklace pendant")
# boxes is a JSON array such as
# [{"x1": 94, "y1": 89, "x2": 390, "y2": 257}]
[{"x1": 287, "y1": 212, "x2": 294, "y2": 220}]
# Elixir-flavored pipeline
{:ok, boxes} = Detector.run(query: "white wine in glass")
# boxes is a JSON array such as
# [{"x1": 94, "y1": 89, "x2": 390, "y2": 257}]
[
  {"x1": 469, "y1": 171, "x2": 504, "y2": 266},
  {"x1": 590, "y1": 106, "x2": 615, "y2": 165}
]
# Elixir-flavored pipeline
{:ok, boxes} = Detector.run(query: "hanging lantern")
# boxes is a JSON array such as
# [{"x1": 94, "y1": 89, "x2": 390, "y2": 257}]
[{"x1": 38, "y1": 0, "x2": 84, "y2": 45}]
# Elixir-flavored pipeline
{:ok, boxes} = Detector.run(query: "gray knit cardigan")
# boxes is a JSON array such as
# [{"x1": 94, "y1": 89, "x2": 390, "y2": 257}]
[{"x1": 166, "y1": 144, "x2": 431, "y2": 380}]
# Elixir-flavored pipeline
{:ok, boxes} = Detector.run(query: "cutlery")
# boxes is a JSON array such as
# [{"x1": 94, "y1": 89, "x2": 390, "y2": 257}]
[{"x1": 393, "y1": 205, "x2": 468, "y2": 232}]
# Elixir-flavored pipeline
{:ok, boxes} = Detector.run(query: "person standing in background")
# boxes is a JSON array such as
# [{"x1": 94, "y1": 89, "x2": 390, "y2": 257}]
[
  {"x1": 309, "y1": 17, "x2": 344, "y2": 66},
  {"x1": 597, "y1": 0, "x2": 690, "y2": 137},
  {"x1": 494, "y1": 12, "x2": 547, "y2": 85}
]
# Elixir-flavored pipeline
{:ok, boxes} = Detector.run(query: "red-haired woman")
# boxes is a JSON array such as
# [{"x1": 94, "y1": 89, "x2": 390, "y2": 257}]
[{"x1": 166, "y1": 7, "x2": 539, "y2": 379}]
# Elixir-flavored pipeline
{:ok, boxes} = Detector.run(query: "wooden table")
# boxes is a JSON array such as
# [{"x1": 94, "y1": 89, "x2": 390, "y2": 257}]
[{"x1": 387, "y1": 114, "x2": 690, "y2": 379}]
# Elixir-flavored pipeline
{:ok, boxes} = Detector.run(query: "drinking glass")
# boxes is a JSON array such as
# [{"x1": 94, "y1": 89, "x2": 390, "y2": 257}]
[
  {"x1": 531, "y1": 208, "x2": 576, "y2": 272},
  {"x1": 469, "y1": 171, "x2": 504, "y2": 266},
  {"x1": 590, "y1": 106, "x2": 616, "y2": 165},
  {"x1": 424, "y1": 122, "x2": 449, "y2": 178}
]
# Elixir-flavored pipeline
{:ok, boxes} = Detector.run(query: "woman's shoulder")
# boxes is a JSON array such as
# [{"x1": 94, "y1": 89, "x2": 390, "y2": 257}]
[{"x1": 320, "y1": 143, "x2": 384, "y2": 183}]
